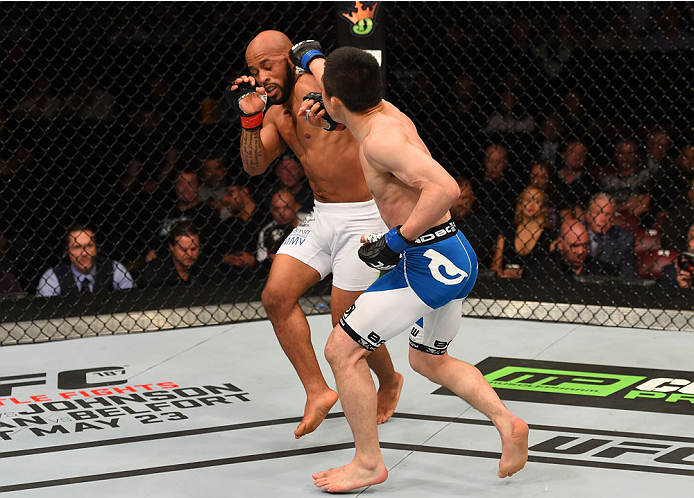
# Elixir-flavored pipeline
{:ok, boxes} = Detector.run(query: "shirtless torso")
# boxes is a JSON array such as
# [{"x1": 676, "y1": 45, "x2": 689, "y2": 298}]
[
  {"x1": 229, "y1": 30, "x2": 403, "y2": 440},
  {"x1": 240, "y1": 46, "x2": 370, "y2": 203}
]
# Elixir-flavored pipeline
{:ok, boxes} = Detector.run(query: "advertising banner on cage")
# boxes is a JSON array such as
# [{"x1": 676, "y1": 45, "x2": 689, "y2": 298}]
[{"x1": 335, "y1": 1, "x2": 387, "y2": 88}]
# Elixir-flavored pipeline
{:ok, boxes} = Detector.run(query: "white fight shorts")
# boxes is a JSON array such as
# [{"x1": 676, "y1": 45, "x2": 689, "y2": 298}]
[
  {"x1": 340, "y1": 220, "x2": 479, "y2": 354},
  {"x1": 276, "y1": 199, "x2": 387, "y2": 291}
]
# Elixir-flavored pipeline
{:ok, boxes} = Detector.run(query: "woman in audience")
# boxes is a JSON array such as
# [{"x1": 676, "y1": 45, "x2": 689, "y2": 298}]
[{"x1": 491, "y1": 185, "x2": 554, "y2": 279}]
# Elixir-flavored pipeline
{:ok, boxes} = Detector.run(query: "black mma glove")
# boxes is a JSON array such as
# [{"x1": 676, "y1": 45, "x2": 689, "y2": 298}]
[
  {"x1": 302, "y1": 92, "x2": 345, "y2": 131},
  {"x1": 358, "y1": 226, "x2": 412, "y2": 271},
  {"x1": 290, "y1": 40, "x2": 325, "y2": 74},
  {"x1": 225, "y1": 81, "x2": 267, "y2": 130}
]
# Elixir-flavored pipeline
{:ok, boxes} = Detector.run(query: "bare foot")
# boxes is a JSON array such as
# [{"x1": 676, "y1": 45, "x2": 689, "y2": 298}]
[
  {"x1": 313, "y1": 460, "x2": 388, "y2": 492},
  {"x1": 497, "y1": 416, "x2": 529, "y2": 478},
  {"x1": 376, "y1": 372, "x2": 404, "y2": 424},
  {"x1": 294, "y1": 389, "x2": 339, "y2": 439}
]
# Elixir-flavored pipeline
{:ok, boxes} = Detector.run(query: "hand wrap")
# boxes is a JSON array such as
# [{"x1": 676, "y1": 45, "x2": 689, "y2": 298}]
[
  {"x1": 302, "y1": 92, "x2": 345, "y2": 131},
  {"x1": 289, "y1": 40, "x2": 325, "y2": 74},
  {"x1": 225, "y1": 81, "x2": 267, "y2": 130},
  {"x1": 358, "y1": 226, "x2": 412, "y2": 271}
]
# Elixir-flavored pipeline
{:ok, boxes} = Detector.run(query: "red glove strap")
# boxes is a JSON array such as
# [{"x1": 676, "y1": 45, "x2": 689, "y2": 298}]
[{"x1": 240, "y1": 112, "x2": 263, "y2": 130}]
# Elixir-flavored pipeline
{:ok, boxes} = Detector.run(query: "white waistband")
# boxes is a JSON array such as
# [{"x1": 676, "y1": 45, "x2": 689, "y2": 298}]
[{"x1": 313, "y1": 198, "x2": 377, "y2": 213}]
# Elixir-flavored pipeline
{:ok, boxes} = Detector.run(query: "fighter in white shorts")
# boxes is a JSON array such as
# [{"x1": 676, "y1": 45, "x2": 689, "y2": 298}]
[
  {"x1": 277, "y1": 199, "x2": 387, "y2": 290},
  {"x1": 229, "y1": 30, "x2": 403, "y2": 441}
]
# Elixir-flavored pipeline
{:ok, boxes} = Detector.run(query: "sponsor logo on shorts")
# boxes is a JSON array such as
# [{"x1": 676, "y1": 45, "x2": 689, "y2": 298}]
[
  {"x1": 298, "y1": 211, "x2": 315, "y2": 227},
  {"x1": 342, "y1": 304, "x2": 356, "y2": 319},
  {"x1": 434, "y1": 357, "x2": 694, "y2": 415},
  {"x1": 423, "y1": 249, "x2": 468, "y2": 285},
  {"x1": 414, "y1": 221, "x2": 457, "y2": 245}
]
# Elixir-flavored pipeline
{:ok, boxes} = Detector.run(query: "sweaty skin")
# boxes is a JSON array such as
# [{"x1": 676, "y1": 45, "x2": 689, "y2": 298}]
[{"x1": 230, "y1": 31, "x2": 403, "y2": 439}]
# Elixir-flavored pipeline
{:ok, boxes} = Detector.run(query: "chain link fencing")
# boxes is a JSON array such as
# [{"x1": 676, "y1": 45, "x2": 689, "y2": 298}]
[{"x1": 1, "y1": 1, "x2": 693, "y2": 345}]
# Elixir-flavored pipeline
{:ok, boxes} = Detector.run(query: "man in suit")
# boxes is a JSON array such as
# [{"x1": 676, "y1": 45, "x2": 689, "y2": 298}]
[
  {"x1": 37, "y1": 224, "x2": 134, "y2": 296},
  {"x1": 584, "y1": 193, "x2": 637, "y2": 278}
]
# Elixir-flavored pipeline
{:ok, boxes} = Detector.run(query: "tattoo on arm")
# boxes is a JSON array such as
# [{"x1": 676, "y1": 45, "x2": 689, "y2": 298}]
[{"x1": 241, "y1": 130, "x2": 262, "y2": 173}]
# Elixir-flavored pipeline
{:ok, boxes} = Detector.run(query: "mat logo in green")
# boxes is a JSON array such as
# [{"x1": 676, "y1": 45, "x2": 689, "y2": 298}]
[{"x1": 484, "y1": 366, "x2": 645, "y2": 397}]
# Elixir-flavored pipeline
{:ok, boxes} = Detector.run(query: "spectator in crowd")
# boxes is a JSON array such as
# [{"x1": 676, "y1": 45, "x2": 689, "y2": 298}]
[
  {"x1": 12, "y1": 77, "x2": 64, "y2": 121},
  {"x1": 536, "y1": 114, "x2": 564, "y2": 168},
  {"x1": 645, "y1": 129, "x2": 673, "y2": 171},
  {"x1": 559, "y1": 88, "x2": 593, "y2": 140},
  {"x1": 645, "y1": 129, "x2": 678, "y2": 219},
  {"x1": 0, "y1": 231, "x2": 23, "y2": 295},
  {"x1": 36, "y1": 224, "x2": 134, "y2": 297},
  {"x1": 450, "y1": 177, "x2": 497, "y2": 270},
  {"x1": 146, "y1": 169, "x2": 219, "y2": 261},
  {"x1": 258, "y1": 154, "x2": 314, "y2": 212},
  {"x1": 529, "y1": 219, "x2": 613, "y2": 279},
  {"x1": 657, "y1": 222, "x2": 694, "y2": 289},
  {"x1": 63, "y1": 76, "x2": 116, "y2": 121},
  {"x1": 120, "y1": 105, "x2": 182, "y2": 196},
  {"x1": 653, "y1": 143, "x2": 694, "y2": 222},
  {"x1": 474, "y1": 143, "x2": 524, "y2": 227},
  {"x1": 483, "y1": 88, "x2": 536, "y2": 136},
  {"x1": 549, "y1": 140, "x2": 601, "y2": 222},
  {"x1": 218, "y1": 185, "x2": 266, "y2": 269},
  {"x1": 660, "y1": 176, "x2": 694, "y2": 250},
  {"x1": 534, "y1": 12, "x2": 581, "y2": 81},
  {"x1": 528, "y1": 161, "x2": 559, "y2": 228},
  {"x1": 491, "y1": 185, "x2": 553, "y2": 279},
  {"x1": 452, "y1": 74, "x2": 477, "y2": 119},
  {"x1": 137, "y1": 220, "x2": 224, "y2": 287},
  {"x1": 600, "y1": 137, "x2": 655, "y2": 225},
  {"x1": 144, "y1": 74, "x2": 191, "y2": 132},
  {"x1": 257, "y1": 188, "x2": 308, "y2": 266},
  {"x1": 584, "y1": 193, "x2": 638, "y2": 278},
  {"x1": 198, "y1": 151, "x2": 230, "y2": 216},
  {"x1": 528, "y1": 161, "x2": 552, "y2": 194}
]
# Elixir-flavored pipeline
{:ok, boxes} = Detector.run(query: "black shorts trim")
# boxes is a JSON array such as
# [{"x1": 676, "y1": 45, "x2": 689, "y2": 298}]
[
  {"x1": 411, "y1": 220, "x2": 458, "y2": 246},
  {"x1": 409, "y1": 338, "x2": 447, "y2": 355},
  {"x1": 339, "y1": 317, "x2": 377, "y2": 351}
]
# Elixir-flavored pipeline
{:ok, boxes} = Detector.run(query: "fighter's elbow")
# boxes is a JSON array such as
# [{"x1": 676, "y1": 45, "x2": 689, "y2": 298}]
[
  {"x1": 442, "y1": 176, "x2": 461, "y2": 207},
  {"x1": 242, "y1": 161, "x2": 267, "y2": 177}
]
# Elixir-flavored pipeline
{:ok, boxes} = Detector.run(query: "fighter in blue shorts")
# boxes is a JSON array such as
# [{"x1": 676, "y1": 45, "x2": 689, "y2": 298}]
[
  {"x1": 291, "y1": 41, "x2": 529, "y2": 492},
  {"x1": 340, "y1": 220, "x2": 478, "y2": 355}
]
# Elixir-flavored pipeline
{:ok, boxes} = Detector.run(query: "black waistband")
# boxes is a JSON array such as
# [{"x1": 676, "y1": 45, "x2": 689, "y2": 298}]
[{"x1": 412, "y1": 220, "x2": 458, "y2": 246}]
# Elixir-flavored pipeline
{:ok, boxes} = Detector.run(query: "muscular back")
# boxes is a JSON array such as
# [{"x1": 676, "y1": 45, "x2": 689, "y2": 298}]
[{"x1": 265, "y1": 74, "x2": 372, "y2": 203}]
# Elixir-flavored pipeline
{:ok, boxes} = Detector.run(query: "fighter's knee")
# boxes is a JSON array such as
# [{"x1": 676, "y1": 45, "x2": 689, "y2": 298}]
[
  {"x1": 323, "y1": 337, "x2": 340, "y2": 368},
  {"x1": 261, "y1": 284, "x2": 291, "y2": 317},
  {"x1": 408, "y1": 348, "x2": 443, "y2": 378},
  {"x1": 325, "y1": 327, "x2": 362, "y2": 367}
]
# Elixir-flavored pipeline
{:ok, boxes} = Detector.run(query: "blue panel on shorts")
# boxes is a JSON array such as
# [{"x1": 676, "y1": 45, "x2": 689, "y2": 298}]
[
  {"x1": 403, "y1": 233, "x2": 478, "y2": 309},
  {"x1": 362, "y1": 232, "x2": 478, "y2": 310}
]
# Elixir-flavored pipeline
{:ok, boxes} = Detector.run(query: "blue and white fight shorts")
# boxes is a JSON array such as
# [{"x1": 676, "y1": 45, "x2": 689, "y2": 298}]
[{"x1": 340, "y1": 220, "x2": 478, "y2": 355}]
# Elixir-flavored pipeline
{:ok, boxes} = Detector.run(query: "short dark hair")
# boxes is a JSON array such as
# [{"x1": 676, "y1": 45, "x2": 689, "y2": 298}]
[
  {"x1": 168, "y1": 220, "x2": 201, "y2": 247},
  {"x1": 323, "y1": 47, "x2": 382, "y2": 113},
  {"x1": 65, "y1": 223, "x2": 96, "y2": 248}
]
